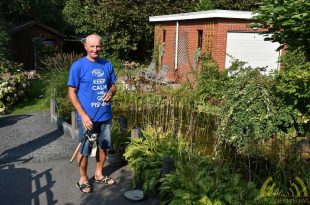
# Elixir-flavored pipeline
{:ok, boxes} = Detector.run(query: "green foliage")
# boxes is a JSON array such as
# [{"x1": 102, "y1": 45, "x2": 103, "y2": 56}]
[
  {"x1": 0, "y1": 0, "x2": 66, "y2": 30},
  {"x1": 124, "y1": 127, "x2": 181, "y2": 196},
  {"x1": 110, "y1": 126, "x2": 131, "y2": 153},
  {"x1": 124, "y1": 127, "x2": 261, "y2": 204},
  {"x1": 213, "y1": 0, "x2": 261, "y2": 11},
  {"x1": 44, "y1": 68, "x2": 73, "y2": 119},
  {"x1": 0, "y1": 19, "x2": 11, "y2": 59},
  {"x1": 43, "y1": 53, "x2": 80, "y2": 119},
  {"x1": 275, "y1": 49, "x2": 310, "y2": 133},
  {"x1": 252, "y1": 0, "x2": 310, "y2": 58},
  {"x1": 194, "y1": 0, "x2": 261, "y2": 11},
  {"x1": 160, "y1": 152, "x2": 260, "y2": 204},
  {"x1": 195, "y1": 54, "x2": 230, "y2": 113},
  {"x1": 41, "y1": 52, "x2": 83, "y2": 70},
  {"x1": 217, "y1": 66, "x2": 298, "y2": 154},
  {"x1": 63, "y1": 0, "x2": 196, "y2": 60},
  {"x1": 0, "y1": 58, "x2": 29, "y2": 114},
  {"x1": 194, "y1": 0, "x2": 215, "y2": 11},
  {"x1": 11, "y1": 75, "x2": 50, "y2": 114}
]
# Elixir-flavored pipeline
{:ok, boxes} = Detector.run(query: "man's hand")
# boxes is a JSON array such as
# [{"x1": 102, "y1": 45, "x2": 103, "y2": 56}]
[
  {"x1": 68, "y1": 86, "x2": 93, "y2": 130},
  {"x1": 103, "y1": 91, "x2": 113, "y2": 102},
  {"x1": 81, "y1": 113, "x2": 93, "y2": 130}
]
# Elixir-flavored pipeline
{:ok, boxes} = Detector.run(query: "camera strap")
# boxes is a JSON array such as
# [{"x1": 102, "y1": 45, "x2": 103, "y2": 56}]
[{"x1": 80, "y1": 100, "x2": 105, "y2": 153}]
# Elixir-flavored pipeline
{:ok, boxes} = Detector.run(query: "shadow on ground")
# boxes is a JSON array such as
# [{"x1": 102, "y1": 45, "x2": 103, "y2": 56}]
[
  {"x1": 0, "y1": 128, "x2": 64, "y2": 164},
  {"x1": 0, "y1": 163, "x2": 57, "y2": 205},
  {"x1": 0, "y1": 114, "x2": 32, "y2": 128}
]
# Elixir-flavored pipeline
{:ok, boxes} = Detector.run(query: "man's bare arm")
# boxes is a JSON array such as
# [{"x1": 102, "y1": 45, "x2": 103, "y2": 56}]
[
  {"x1": 68, "y1": 86, "x2": 93, "y2": 130},
  {"x1": 103, "y1": 84, "x2": 117, "y2": 102}
]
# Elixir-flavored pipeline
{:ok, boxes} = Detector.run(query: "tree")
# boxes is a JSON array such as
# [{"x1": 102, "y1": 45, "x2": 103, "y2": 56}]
[
  {"x1": 275, "y1": 49, "x2": 310, "y2": 134},
  {"x1": 194, "y1": 0, "x2": 215, "y2": 11},
  {"x1": 252, "y1": 0, "x2": 310, "y2": 61},
  {"x1": 63, "y1": 0, "x2": 196, "y2": 60},
  {"x1": 0, "y1": 0, "x2": 66, "y2": 30},
  {"x1": 0, "y1": 18, "x2": 11, "y2": 59},
  {"x1": 213, "y1": 0, "x2": 261, "y2": 11}
]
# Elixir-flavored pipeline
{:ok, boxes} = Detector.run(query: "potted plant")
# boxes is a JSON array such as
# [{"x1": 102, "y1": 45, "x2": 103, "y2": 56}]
[{"x1": 107, "y1": 126, "x2": 131, "y2": 166}]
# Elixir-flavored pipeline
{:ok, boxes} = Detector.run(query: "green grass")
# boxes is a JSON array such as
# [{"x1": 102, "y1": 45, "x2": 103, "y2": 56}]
[{"x1": 11, "y1": 74, "x2": 50, "y2": 114}]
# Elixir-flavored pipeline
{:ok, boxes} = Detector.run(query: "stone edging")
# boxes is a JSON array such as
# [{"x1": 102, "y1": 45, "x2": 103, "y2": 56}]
[{"x1": 50, "y1": 98, "x2": 78, "y2": 140}]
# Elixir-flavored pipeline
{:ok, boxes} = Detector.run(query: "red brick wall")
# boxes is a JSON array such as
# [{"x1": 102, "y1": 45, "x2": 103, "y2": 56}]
[{"x1": 154, "y1": 18, "x2": 259, "y2": 83}]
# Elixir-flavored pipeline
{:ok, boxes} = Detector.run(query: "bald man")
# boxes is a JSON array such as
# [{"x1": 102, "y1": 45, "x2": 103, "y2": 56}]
[{"x1": 67, "y1": 34, "x2": 117, "y2": 193}]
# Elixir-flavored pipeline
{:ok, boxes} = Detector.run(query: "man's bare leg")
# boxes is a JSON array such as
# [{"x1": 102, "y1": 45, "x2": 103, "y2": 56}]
[
  {"x1": 77, "y1": 153, "x2": 91, "y2": 192},
  {"x1": 95, "y1": 148, "x2": 106, "y2": 178},
  {"x1": 94, "y1": 149, "x2": 115, "y2": 184}
]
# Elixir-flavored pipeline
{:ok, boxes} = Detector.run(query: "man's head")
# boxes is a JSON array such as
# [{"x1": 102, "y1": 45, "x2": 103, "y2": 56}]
[{"x1": 84, "y1": 34, "x2": 102, "y2": 61}]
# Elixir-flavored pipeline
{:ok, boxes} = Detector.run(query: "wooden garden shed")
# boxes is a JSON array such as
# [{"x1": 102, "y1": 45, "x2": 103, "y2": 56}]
[
  {"x1": 149, "y1": 10, "x2": 280, "y2": 83},
  {"x1": 11, "y1": 21, "x2": 63, "y2": 69}
]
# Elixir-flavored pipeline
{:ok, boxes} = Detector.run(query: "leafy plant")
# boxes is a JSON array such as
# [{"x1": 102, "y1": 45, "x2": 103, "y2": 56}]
[
  {"x1": 44, "y1": 68, "x2": 73, "y2": 119},
  {"x1": 275, "y1": 49, "x2": 310, "y2": 134},
  {"x1": 42, "y1": 52, "x2": 83, "y2": 119},
  {"x1": 1, "y1": 0, "x2": 66, "y2": 30},
  {"x1": 194, "y1": 0, "x2": 215, "y2": 11},
  {"x1": 213, "y1": 0, "x2": 261, "y2": 11},
  {"x1": 124, "y1": 127, "x2": 180, "y2": 196},
  {"x1": 0, "y1": 19, "x2": 11, "y2": 59},
  {"x1": 195, "y1": 54, "x2": 230, "y2": 113},
  {"x1": 109, "y1": 126, "x2": 131, "y2": 154},
  {"x1": 63, "y1": 0, "x2": 196, "y2": 60},
  {"x1": 0, "y1": 57, "x2": 29, "y2": 114},
  {"x1": 217, "y1": 66, "x2": 298, "y2": 154},
  {"x1": 251, "y1": 0, "x2": 310, "y2": 60},
  {"x1": 160, "y1": 152, "x2": 260, "y2": 204}
]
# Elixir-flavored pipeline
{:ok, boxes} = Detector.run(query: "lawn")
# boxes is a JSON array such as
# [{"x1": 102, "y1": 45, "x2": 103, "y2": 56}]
[{"x1": 11, "y1": 73, "x2": 50, "y2": 114}]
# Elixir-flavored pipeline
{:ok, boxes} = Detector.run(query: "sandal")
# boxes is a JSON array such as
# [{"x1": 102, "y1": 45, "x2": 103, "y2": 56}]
[
  {"x1": 76, "y1": 182, "x2": 92, "y2": 193},
  {"x1": 91, "y1": 175, "x2": 116, "y2": 185}
]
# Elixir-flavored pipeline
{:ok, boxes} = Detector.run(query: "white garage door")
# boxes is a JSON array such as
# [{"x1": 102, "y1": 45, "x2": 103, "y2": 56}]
[{"x1": 225, "y1": 32, "x2": 280, "y2": 74}]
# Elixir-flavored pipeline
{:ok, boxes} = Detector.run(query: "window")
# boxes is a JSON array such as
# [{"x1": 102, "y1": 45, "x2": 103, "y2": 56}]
[
  {"x1": 163, "y1": 30, "x2": 166, "y2": 44},
  {"x1": 198, "y1": 30, "x2": 203, "y2": 49}
]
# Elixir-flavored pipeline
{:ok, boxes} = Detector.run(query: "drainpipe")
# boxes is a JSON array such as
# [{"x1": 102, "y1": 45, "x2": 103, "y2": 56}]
[{"x1": 174, "y1": 21, "x2": 179, "y2": 70}]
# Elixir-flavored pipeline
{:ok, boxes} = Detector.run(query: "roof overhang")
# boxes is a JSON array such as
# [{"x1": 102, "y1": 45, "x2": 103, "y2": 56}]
[
  {"x1": 12, "y1": 21, "x2": 64, "y2": 37},
  {"x1": 149, "y1": 9, "x2": 253, "y2": 22}
]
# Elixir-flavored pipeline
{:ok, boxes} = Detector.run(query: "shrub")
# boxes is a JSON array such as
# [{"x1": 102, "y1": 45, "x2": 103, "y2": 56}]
[
  {"x1": 160, "y1": 156, "x2": 260, "y2": 204},
  {"x1": 42, "y1": 53, "x2": 81, "y2": 119},
  {"x1": 124, "y1": 127, "x2": 181, "y2": 195},
  {"x1": 0, "y1": 20, "x2": 11, "y2": 59},
  {"x1": 195, "y1": 54, "x2": 230, "y2": 113},
  {"x1": 217, "y1": 66, "x2": 298, "y2": 154},
  {"x1": 275, "y1": 49, "x2": 310, "y2": 134},
  {"x1": 0, "y1": 58, "x2": 29, "y2": 114},
  {"x1": 124, "y1": 127, "x2": 260, "y2": 204}
]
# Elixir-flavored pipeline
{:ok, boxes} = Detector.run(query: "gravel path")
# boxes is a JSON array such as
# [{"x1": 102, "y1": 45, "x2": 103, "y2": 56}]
[
  {"x1": 0, "y1": 110, "x2": 160, "y2": 205},
  {"x1": 0, "y1": 110, "x2": 76, "y2": 164}
]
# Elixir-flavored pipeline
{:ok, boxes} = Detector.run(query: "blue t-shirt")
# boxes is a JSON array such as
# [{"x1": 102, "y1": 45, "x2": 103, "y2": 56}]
[{"x1": 67, "y1": 57, "x2": 117, "y2": 122}]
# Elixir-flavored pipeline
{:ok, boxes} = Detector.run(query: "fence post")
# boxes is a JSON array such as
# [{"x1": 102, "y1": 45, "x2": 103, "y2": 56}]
[
  {"x1": 162, "y1": 156, "x2": 175, "y2": 176},
  {"x1": 131, "y1": 127, "x2": 142, "y2": 139},
  {"x1": 118, "y1": 116, "x2": 128, "y2": 132},
  {"x1": 50, "y1": 99, "x2": 56, "y2": 123},
  {"x1": 71, "y1": 111, "x2": 77, "y2": 140}
]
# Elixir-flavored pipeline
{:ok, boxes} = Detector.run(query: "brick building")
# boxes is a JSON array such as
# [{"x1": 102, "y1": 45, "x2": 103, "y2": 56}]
[{"x1": 149, "y1": 10, "x2": 280, "y2": 83}]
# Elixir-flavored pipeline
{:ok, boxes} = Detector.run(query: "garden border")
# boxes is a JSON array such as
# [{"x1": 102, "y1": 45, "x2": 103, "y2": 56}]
[{"x1": 50, "y1": 98, "x2": 78, "y2": 139}]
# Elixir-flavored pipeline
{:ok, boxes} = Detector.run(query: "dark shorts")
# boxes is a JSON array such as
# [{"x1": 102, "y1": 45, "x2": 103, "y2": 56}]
[{"x1": 78, "y1": 119, "x2": 112, "y2": 156}]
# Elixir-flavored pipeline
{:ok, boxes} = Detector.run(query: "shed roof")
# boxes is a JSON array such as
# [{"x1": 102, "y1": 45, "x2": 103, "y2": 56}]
[
  {"x1": 149, "y1": 9, "x2": 253, "y2": 22},
  {"x1": 12, "y1": 21, "x2": 64, "y2": 37}
]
